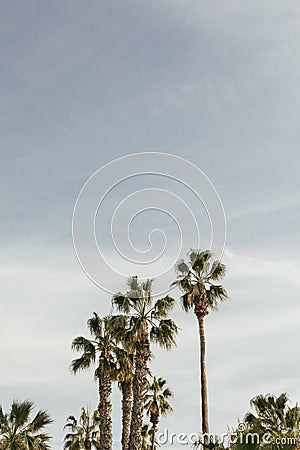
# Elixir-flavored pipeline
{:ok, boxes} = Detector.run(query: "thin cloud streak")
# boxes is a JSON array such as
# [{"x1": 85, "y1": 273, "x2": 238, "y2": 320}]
[
  {"x1": 224, "y1": 248, "x2": 300, "y2": 286},
  {"x1": 228, "y1": 196, "x2": 300, "y2": 219}
]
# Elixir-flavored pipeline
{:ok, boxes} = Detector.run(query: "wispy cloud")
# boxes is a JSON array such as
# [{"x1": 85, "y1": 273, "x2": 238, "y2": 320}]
[
  {"x1": 224, "y1": 248, "x2": 300, "y2": 286},
  {"x1": 228, "y1": 196, "x2": 300, "y2": 219}
]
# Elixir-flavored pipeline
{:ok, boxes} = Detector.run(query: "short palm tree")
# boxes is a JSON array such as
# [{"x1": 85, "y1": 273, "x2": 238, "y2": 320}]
[
  {"x1": 242, "y1": 393, "x2": 300, "y2": 450},
  {"x1": 112, "y1": 276, "x2": 178, "y2": 450},
  {"x1": 64, "y1": 407, "x2": 100, "y2": 450},
  {"x1": 144, "y1": 376, "x2": 173, "y2": 450},
  {"x1": 0, "y1": 400, "x2": 52, "y2": 450},
  {"x1": 172, "y1": 250, "x2": 228, "y2": 435},
  {"x1": 141, "y1": 424, "x2": 152, "y2": 450},
  {"x1": 70, "y1": 313, "x2": 120, "y2": 450}
]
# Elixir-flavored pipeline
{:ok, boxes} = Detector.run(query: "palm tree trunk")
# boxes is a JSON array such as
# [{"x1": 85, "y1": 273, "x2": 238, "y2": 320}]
[
  {"x1": 97, "y1": 372, "x2": 104, "y2": 446},
  {"x1": 197, "y1": 314, "x2": 209, "y2": 435},
  {"x1": 151, "y1": 426, "x2": 157, "y2": 450},
  {"x1": 150, "y1": 412, "x2": 159, "y2": 450},
  {"x1": 98, "y1": 369, "x2": 113, "y2": 450},
  {"x1": 121, "y1": 380, "x2": 132, "y2": 450},
  {"x1": 84, "y1": 437, "x2": 92, "y2": 450},
  {"x1": 128, "y1": 333, "x2": 150, "y2": 450}
]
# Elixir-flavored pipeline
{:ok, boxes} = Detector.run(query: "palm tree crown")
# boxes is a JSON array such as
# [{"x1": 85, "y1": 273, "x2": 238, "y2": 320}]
[
  {"x1": 172, "y1": 249, "x2": 228, "y2": 315},
  {"x1": 70, "y1": 313, "x2": 120, "y2": 377},
  {"x1": 144, "y1": 376, "x2": 173, "y2": 421},
  {"x1": 0, "y1": 400, "x2": 52, "y2": 450},
  {"x1": 245, "y1": 393, "x2": 300, "y2": 437},
  {"x1": 64, "y1": 408, "x2": 100, "y2": 450},
  {"x1": 231, "y1": 394, "x2": 300, "y2": 450},
  {"x1": 112, "y1": 276, "x2": 178, "y2": 350}
]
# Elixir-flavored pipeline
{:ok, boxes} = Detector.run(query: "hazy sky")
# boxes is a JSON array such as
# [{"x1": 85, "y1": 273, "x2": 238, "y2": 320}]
[{"x1": 1, "y1": 2, "x2": 300, "y2": 449}]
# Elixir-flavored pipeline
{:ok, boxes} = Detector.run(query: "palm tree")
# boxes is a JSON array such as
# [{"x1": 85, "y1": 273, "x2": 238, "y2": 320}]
[
  {"x1": 172, "y1": 250, "x2": 228, "y2": 435},
  {"x1": 112, "y1": 276, "x2": 178, "y2": 450},
  {"x1": 70, "y1": 313, "x2": 121, "y2": 450},
  {"x1": 241, "y1": 393, "x2": 300, "y2": 450},
  {"x1": 0, "y1": 400, "x2": 52, "y2": 450},
  {"x1": 144, "y1": 376, "x2": 173, "y2": 450},
  {"x1": 141, "y1": 424, "x2": 152, "y2": 450},
  {"x1": 64, "y1": 408, "x2": 100, "y2": 450},
  {"x1": 113, "y1": 346, "x2": 134, "y2": 450}
]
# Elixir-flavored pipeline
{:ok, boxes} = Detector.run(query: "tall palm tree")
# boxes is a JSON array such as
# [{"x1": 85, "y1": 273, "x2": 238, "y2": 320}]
[
  {"x1": 112, "y1": 276, "x2": 178, "y2": 450},
  {"x1": 172, "y1": 250, "x2": 228, "y2": 435},
  {"x1": 70, "y1": 313, "x2": 120, "y2": 450},
  {"x1": 0, "y1": 400, "x2": 52, "y2": 450},
  {"x1": 144, "y1": 376, "x2": 173, "y2": 450},
  {"x1": 64, "y1": 408, "x2": 100, "y2": 450}
]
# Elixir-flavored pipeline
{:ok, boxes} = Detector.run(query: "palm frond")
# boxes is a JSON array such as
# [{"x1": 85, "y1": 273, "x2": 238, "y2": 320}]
[
  {"x1": 70, "y1": 354, "x2": 94, "y2": 374},
  {"x1": 144, "y1": 375, "x2": 173, "y2": 420},
  {"x1": 0, "y1": 406, "x2": 6, "y2": 425},
  {"x1": 28, "y1": 410, "x2": 53, "y2": 432},
  {"x1": 206, "y1": 285, "x2": 228, "y2": 310},
  {"x1": 106, "y1": 314, "x2": 129, "y2": 342},
  {"x1": 180, "y1": 275, "x2": 193, "y2": 291},
  {"x1": 10, "y1": 399, "x2": 34, "y2": 428},
  {"x1": 0, "y1": 401, "x2": 52, "y2": 450},
  {"x1": 181, "y1": 292, "x2": 194, "y2": 312},
  {"x1": 174, "y1": 259, "x2": 189, "y2": 275},
  {"x1": 112, "y1": 294, "x2": 131, "y2": 314},
  {"x1": 87, "y1": 312, "x2": 103, "y2": 338},
  {"x1": 142, "y1": 279, "x2": 153, "y2": 294},
  {"x1": 150, "y1": 320, "x2": 178, "y2": 350},
  {"x1": 209, "y1": 261, "x2": 226, "y2": 280},
  {"x1": 151, "y1": 295, "x2": 176, "y2": 319},
  {"x1": 128, "y1": 275, "x2": 139, "y2": 291},
  {"x1": 71, "y1": 337, "x2": 96, "y2": 355},
  {"x1": 190, "y1": 249, "x2": 212, "y2": 274}
]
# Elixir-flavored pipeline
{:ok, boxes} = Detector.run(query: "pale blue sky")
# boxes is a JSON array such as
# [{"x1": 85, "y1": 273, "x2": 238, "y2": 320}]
[{"x1": 1, "y1": 1, "x2": 300, "y2": 449}]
